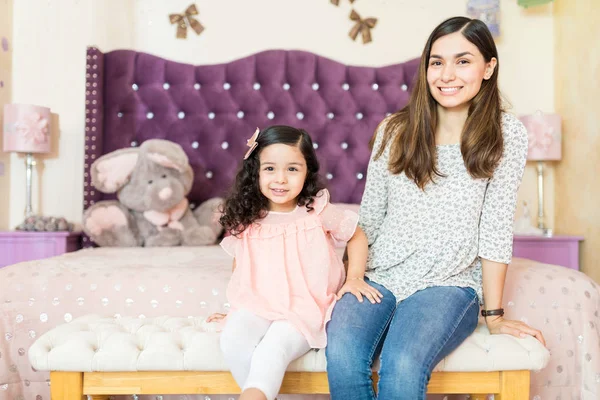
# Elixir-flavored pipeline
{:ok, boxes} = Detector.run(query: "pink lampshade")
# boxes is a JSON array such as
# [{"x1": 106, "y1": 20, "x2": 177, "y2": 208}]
[
  {"x1": 519, "y1": 111, "x2": 562, "y2": 161},
  {"x1": 2, "y1": 104, "x2": 51, "y2": 153}
]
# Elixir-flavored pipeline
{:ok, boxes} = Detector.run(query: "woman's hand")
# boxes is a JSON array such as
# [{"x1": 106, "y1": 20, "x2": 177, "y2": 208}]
[
  {"x1": 207, "y1": 313, "x2": 227, "y2": 322},
  {"x1": 337, "y1": 278, "x2": 383, "y2": 304},
  {"x1": 486, "y1": 316, "x2": 546, "y2": 347}
]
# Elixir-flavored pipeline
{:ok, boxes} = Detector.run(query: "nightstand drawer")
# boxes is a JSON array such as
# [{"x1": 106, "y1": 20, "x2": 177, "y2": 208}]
[
  {"x1": 513, "y1": 235, "x2": 583, "y2": 270},
  {"x1": 0, "y1": 231, "x2": 81, "y2": 268}
]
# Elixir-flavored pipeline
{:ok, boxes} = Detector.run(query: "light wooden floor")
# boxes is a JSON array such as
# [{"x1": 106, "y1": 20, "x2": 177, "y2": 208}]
[{"x1": 50, "y1": 370, "x2": 530, "y2": 399}]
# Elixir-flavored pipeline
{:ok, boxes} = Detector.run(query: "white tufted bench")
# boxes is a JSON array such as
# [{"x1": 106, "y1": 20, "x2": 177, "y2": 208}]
[{"x1": 29, "y1": 314, "x2": 549, "y2": 400}]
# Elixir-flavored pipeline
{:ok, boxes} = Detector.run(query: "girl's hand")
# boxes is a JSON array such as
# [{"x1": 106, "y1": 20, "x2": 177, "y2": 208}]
[
  {"x1": 486, "y1": 316, "x2": 546, "y2": 347},
  {"x1": 337, "y1": 278, "x2": 383, "y2": 304},
  {"x1": 207, "y1": 313, "x2": 227, "y2": 322}
]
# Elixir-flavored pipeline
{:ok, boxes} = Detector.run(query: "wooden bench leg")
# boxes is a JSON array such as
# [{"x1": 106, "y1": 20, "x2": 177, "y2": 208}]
[
  {"x1": 50, "y1": 371, "x2": 84, "y2": 400},
  {"x1": 496, "y1": 370, "x2": 530, "y2": 400},
  {"x1": 469, "y1": 395, "x2": 487, "y2": 400}
]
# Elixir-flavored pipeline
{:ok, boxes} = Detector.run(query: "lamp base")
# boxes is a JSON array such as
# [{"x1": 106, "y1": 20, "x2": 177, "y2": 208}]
[
  {"x1": 536, "y1": 161, "x2": 549, "y2": 236},
  {"x1": 541, "y1": 227, "x2": 553, "y2": 237},
  {"x1": 24, "y1": 153, "x2": 36, "y2": 218}
]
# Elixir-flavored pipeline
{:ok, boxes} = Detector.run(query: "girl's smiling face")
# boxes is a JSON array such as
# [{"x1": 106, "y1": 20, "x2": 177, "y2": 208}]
[{"x1": 258, "y1": 143, "x2": 307, "y2": 212}]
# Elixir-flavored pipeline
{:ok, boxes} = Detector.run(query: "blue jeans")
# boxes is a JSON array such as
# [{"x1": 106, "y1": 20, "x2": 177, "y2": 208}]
[{"x1": 325, "y1": 280, "x2": 479, "y2": 400}]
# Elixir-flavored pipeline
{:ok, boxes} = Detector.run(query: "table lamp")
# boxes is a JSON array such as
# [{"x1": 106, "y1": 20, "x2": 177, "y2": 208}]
[
  {"x1": 2, "y1": 104, "x2": 52, "y2": 218},
  {"x1": 519, "y1": 110, "x2": 561, "y2": 236}
]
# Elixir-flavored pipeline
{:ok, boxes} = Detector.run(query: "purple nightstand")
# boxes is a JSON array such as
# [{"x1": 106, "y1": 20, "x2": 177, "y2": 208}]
[
  {"x1": 0, "y1": 231, "x2": 82, "y2": 268},
  {"x1": 513, "y1": 235, "x2": 584, "y2": 270}
]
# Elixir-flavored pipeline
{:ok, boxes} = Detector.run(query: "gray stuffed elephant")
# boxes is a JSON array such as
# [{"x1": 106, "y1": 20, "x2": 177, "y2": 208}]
[{"x1": 82, "y1": 139, "x2": 223, "y2": 247}]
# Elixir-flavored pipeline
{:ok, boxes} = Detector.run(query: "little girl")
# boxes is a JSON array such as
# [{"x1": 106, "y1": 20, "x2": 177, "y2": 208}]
[{"x1": 208, "y1": 125, "x2": 381, "y2": 400}]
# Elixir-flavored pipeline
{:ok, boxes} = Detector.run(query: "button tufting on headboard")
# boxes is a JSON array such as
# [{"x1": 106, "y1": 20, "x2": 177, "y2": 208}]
[{"x1": 83, "y1": 48, "x2": 420, "y2": 243}]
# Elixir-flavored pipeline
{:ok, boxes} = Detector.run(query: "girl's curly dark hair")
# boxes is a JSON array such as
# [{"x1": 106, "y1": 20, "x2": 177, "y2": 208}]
[{"x1": 220, "y1": 125, "x2": 324, "y2": 236}]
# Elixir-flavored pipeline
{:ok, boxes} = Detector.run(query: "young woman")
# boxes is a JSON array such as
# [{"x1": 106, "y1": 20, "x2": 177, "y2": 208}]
[{"x1": 325, "y1": 16, "x2": 546, "y2": 400}]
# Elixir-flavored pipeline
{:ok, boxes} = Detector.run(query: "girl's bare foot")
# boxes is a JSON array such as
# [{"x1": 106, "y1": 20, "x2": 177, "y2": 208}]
[{"x1": 239, "y1": 388, "x2": 267, "y2": 400}]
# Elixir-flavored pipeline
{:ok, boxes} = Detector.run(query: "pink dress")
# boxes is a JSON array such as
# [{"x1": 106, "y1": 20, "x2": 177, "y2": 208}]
[{"x1": 220, "y1": 189, "x2": 359, "y2": 348}]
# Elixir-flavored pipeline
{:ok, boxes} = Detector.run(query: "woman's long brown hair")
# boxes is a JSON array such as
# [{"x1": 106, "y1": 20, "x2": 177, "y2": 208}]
[{"x1": 373, "y1": 17, "x2": 504, "y2": 189}]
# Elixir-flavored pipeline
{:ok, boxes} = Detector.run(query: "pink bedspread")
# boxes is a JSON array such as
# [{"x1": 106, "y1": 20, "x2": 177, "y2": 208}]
[{"x1": 1, "y1": 246, "x2": 598, "y2": 400}]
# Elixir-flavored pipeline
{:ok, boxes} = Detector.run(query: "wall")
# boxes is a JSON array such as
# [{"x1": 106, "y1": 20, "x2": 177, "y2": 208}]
[
  {"x1": 0, "y1": 0, "x2": 13, "y2": 229},
  {"x1": 6, "y1": 0, "x2": 135, "y2": 229},
  {"x1": 6, "y1": 0, "x2": 555, "y2": 231},
  {"x1": 554, "y1": 0, "x2": 600, "y2": 281}
]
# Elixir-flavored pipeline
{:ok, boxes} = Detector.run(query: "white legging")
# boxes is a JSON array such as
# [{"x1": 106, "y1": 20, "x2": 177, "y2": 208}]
[{"x1": 220, "y1": 309, "x2": 311, "y2": 400}]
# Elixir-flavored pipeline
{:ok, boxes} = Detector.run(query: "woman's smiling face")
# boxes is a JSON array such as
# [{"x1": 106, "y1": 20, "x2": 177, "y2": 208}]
[{"x1": 427, "y1": 31, "x2": 497, "y2": 111}]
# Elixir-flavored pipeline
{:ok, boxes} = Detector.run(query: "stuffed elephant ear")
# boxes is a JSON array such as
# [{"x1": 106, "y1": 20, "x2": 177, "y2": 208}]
[
  {"x1": 142, "y1": 139, "x2": 194, "y2": 193},
  {"x1": 91, "y1": 148, "x2": 139, "y2": 193}
]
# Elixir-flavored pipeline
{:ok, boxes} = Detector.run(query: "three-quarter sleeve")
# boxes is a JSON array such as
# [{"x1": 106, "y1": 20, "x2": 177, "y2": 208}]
[
  {"x1": 358, "y1": 121, "x2": 390, "y2": 245},
  {"x1": 478, "y1": 115, "x2": 529, "y2": 264}
]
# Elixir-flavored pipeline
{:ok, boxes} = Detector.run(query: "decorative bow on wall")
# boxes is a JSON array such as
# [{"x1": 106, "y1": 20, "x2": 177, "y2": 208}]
[
  {"x1": 330, "y1": 0, "x2": 355, "y2": 5},
  {"x1": 349, "y1": 10, "x2": 377, "y2": 44},
  {"x1": 169, "y1": 4, "x2": 205, "y2": 39}
]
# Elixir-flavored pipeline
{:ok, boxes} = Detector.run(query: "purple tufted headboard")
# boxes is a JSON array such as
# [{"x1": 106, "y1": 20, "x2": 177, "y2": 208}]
[{"x1": 83, "y1": 47, "x2": 418, "y2": 218}]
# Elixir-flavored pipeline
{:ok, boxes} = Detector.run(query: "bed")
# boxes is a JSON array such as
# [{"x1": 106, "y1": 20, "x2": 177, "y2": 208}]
[{"x1": 1, "y1": 48, "x2": 598, "y2": 400}]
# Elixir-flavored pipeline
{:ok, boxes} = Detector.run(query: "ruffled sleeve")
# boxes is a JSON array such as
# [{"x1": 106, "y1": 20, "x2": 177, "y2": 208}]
[
  {"x1": 314, "y1": 189, "x2": 359, "y2": 243},
  {"x1": 220, "y1": 234, "x2": 239, "y2": 258}
]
